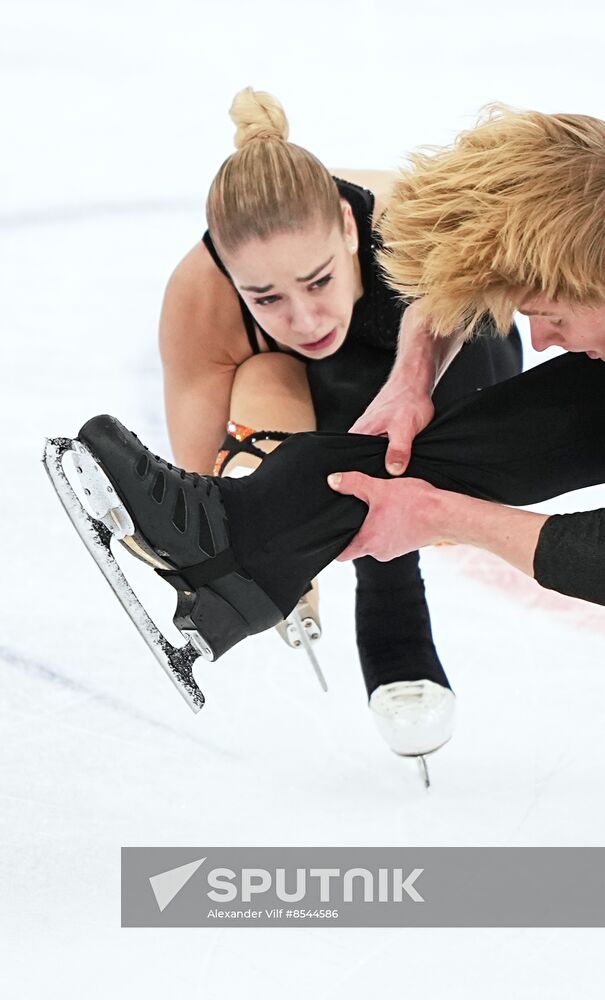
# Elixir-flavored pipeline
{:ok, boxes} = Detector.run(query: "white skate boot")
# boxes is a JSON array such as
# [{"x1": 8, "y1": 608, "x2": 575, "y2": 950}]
[{"x1": 369, "y1": 680, "x2": 456, "y2": 787}]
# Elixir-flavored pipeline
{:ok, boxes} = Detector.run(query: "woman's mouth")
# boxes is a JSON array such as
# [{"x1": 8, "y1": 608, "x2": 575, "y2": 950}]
[{"x1": 301, "y1": 328, "x2": 337, "y2": 352}]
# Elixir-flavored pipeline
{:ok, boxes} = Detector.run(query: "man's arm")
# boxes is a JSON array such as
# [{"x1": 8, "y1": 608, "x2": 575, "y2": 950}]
[
  {"x1": 387, "y1": 300, "x2": 465, "y2": 393},
  {"x1": 327, "y1": 472, "x2": 605, "y2": 608},
  {"x1": 417, "y1": 486, "x2": 548, "y2": 575},
  {"x1": 348, "y1": 301, "x2": 464, "y2": 473},
  {"x1": 327, "y1": 474, "x2": 547, "y2": 572}
]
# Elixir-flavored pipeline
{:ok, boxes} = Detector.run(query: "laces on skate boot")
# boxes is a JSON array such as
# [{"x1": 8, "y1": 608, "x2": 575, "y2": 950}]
[{"x1": 130, "y1": 431, "x2": 214, "y2": 496}]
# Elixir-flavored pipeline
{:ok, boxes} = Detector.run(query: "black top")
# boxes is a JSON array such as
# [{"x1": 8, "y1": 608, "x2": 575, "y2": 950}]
[{"x1": 202, "y1": 177, "x2": 405, "y2": 359}]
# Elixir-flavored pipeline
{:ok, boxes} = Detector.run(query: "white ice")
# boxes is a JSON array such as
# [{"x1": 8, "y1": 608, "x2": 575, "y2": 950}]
[{"x1": 2, "y1": 1, "x2": 605, "y2": 996}]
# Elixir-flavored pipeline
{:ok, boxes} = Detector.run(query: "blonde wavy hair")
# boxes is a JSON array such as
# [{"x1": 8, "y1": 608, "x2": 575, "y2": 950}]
[
  {"x1": 378, "y1": 106, "x2": 605, "y2": 336},
  {"x1": 206, "y1": 87, "x2": 342, "y2": 257}
]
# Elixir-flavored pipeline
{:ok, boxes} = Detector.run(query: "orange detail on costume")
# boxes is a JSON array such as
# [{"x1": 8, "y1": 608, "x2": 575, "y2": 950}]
[
  {"x1": 213, "y1": 451, "x2": 229, "y2": 476},
  {"x1": 226, "y1": 420, "x2": 258, "y2": 441},
  {"x1": 213, "y1": 421, "x2": 259, "y2": 476}
]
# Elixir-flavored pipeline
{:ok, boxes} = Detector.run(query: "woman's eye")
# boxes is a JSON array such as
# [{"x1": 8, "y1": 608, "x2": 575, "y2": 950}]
[
  {"x1": 254, "y1": 294, "x2": 281, "y2": 307},
  {"x1": 311, "y1": 275, "x2": 333, "y2": 290},
  {"x1": 253, "y1": 274, "x2": 332, "y2": 306}
]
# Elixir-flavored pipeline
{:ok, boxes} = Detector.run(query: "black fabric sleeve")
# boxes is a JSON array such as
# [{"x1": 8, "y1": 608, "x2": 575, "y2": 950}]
[{"x1": 533, "y1": 510, "x2": 605, "y2": 605}]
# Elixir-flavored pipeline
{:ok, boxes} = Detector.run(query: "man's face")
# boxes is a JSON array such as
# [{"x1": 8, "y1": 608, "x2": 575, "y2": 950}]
[{"x1": 518, "y1": 293, "x2": 605, "y2": 360}]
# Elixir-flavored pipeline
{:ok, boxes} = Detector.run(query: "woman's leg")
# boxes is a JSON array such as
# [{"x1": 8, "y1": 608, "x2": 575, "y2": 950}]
[
  {"x1": 219, "y1": 352, "x2": 316, "y2": 475},
  {"x1": 431, "y1": 323, "x2": 523, "y2": 411},
  {"x1": 306, "y1": 339, "x2": 452, "y2": 713},
  {"x1": 409, "y1": 350, "x2": 605, "y2": 503},
  {"x1": 77, "y1": 351, "x2": 605, "y2": 662},
  {"x1": 319, "y1": 327, "x2": 523, "y2": 701},
  {"x1": 354, "y1": 550, "x2": 448, "y2": 693},
  {"x1": 216, "y1": 350, "x2": 605, "y2": 618},
  {"x1": 217, "y1": 352, "x2": 321, "y2": 630}
]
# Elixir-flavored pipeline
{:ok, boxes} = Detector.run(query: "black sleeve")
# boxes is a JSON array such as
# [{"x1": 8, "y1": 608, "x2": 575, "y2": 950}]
[{"x1": 533, "y1": 510, "x2": 605, "y2": 605}]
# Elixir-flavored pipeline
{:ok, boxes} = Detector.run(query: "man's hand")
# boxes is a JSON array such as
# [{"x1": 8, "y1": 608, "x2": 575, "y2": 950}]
[
  {"x1": 348, "y1": 387, "x2": 434, "y2": 476},
  {"x1": 348, "y1": 301, "x2": 437, "y2": 474},
  {"x1": 327, "y1": 471, "x2": 548, "y2": 578},
  {"x1": 349, "y1": 300, "x2": 465, "y2": 475},
  {"x1": 327, "y1": 473, "x2": 442, "y2": 561}
]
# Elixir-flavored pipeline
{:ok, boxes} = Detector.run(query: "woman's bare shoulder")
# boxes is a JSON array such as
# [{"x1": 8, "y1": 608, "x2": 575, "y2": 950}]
[{"x1": 160, "y1": 240, "x2": 253, "y2": 369}]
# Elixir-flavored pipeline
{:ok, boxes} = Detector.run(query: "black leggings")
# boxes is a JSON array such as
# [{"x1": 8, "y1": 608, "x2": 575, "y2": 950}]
[
  {"x1": 286, "y1": 324, "x2": 522, "y2": 695},
  {"x1": 308, "y1": 328, "x2": 522, "y2": 694},
  {"x1": 221, "y1": 329, "x2": 522, "y2": 694},
  {"x1": 218, "y1": 351, "x2": 605, "y2": 622}
]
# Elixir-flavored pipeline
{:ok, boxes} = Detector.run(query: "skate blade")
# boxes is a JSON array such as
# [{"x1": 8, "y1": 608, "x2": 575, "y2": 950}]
[
  {"x1": 417, "y1": 755, "x2": 430, "y2": 789},
  {"x1": 42, "y1": 436, "x2": 209, "y2": 713},
  {"x1": 286, "y1": 608, "x2": 328, "y2": 692},
  {"x1": 392, "y1": 739, "x2": 453, "y2": 791}
]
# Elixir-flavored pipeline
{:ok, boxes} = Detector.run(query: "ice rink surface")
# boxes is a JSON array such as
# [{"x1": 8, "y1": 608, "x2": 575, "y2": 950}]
[{"x1": 2, "y1": 1, "x2": 605, "y2": 996}]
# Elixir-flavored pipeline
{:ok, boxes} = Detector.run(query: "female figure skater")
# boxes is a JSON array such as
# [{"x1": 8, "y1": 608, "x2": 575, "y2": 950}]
[{"x1": 158, "y1": 87, "x2": 521, "y2": 757}]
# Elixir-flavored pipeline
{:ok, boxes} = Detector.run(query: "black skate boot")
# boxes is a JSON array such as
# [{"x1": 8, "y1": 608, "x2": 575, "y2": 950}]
[
  {"x1": 43, "y1": 415, "x2": 284, "y2": 711},
  {"x1": 77, "y1": 414, "x2": 285, "y2": 648},
  {"x1": 44, "y1": 418, "x2": 398, "y2": 711}
]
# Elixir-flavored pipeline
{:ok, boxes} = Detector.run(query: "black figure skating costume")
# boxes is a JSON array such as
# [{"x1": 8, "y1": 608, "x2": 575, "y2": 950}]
[{"x1": 202, "y1": 178, "x2": 522, "y2": 695}]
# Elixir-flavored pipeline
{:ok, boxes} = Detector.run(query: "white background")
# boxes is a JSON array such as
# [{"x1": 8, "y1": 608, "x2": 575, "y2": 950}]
[{"x1": 2, "y1": 1, "x2": 605, "y2": 996}]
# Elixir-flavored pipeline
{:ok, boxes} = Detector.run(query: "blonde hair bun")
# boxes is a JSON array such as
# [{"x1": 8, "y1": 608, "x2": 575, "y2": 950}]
[{"x1": 229, "y1": 87, "x2": 289, "y2": 149}]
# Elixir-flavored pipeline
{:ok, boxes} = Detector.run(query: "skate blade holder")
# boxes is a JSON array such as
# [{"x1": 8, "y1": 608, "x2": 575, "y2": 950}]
[
  {"x1": 284, "y1": 614, "x2": 321, "y2": 648},
  {"x1": 182, "y1": 630, "x2": 213, "y2": 661},
  {"x1": 286, "y1": 608, "x2": 328, "y2": 693},
  {"x1": 62, "y1": 441, "x2": 134, "y2": 539}
]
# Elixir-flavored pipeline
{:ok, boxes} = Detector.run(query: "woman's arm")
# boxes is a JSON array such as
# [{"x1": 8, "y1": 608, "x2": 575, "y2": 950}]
[{"x1": 159, "y1": 242, "x2": 253, "y2": 474}]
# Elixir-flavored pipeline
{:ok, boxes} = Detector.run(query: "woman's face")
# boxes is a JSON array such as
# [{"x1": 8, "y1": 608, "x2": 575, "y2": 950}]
[{"x1": 223, "y1": 201, "x2": 362, "y2": 358}]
